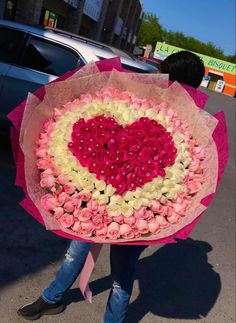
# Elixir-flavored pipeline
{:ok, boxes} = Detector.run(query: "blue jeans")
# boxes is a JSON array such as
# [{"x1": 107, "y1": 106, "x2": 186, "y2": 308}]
[{"x1": 42, "y1": 240, "x2": 146, "y2": 323}]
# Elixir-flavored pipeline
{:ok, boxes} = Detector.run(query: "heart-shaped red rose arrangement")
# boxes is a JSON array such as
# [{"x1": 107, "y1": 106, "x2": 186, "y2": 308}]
[{"x1": 68, "y1": 115, "x2": 177, "y2": 194}]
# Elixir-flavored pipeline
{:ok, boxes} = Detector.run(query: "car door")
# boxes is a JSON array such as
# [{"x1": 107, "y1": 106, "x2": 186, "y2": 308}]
[
  {"x1": 1, "y1": 33, "x2": 84, "y2": 119},
  {"x1": 0, "y1": 62, "x2": 10, "y2": 93},
  {"x1": 0, "y1": 25, "x2": 27, "y2": 122}
]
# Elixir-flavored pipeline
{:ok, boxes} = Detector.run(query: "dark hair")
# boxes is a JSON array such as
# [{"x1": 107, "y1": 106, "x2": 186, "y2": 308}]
[{"x1": 159, "y1": 51, "x2": 205, "y2": 88}]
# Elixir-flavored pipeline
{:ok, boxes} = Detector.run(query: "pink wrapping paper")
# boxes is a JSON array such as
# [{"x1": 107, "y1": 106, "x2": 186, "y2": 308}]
[{"x1": 8, "y1": 58, "x2": 228, "y2": 245}]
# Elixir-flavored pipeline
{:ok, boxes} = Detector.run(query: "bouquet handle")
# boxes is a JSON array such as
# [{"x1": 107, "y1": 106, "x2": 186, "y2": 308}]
[{"x1": 78, "y1": 244, "x2": 103, "y2": 302}]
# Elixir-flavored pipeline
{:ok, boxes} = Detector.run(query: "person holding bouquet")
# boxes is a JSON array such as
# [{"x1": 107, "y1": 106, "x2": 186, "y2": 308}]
[{"x1": 17, "y1": 51, "x2": 207, "y2": 322}]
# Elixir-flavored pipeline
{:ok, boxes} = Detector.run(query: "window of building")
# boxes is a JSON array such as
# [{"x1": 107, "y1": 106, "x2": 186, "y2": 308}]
[
  {"x1": 40, "y1": 8, "x2": 59, "y2": 28},
  {"x1": 22, "y1": 37, "x2": 84, "y2": 76},
  {"x1": 4, "y1": 0, "x2": 17, "y2": 20},
  {"x1": 0, "y1": 27, "x2": 26, "y2": 64}
]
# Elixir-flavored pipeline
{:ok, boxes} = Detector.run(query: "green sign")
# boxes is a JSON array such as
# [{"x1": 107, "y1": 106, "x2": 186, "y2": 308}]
[{"x1": 155, "y1": 42, "x2": 236, "y2": 75}]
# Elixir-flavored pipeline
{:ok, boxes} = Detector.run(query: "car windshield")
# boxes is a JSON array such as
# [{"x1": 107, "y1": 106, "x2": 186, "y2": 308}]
[
  {"x1": 145, "y1": 60, "x2": 160, "y2": 69},
  {"x1": 121, "y1": 63, "x2": 151, "y2": 73},
  {"x1": 97, "y1": 56, "x2": 154, "y2": 73}
]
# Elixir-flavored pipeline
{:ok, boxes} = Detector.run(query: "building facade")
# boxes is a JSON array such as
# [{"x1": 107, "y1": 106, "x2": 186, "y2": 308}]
[{"x1": 0, "y1": 0, "x2": 144, "y2": 52}]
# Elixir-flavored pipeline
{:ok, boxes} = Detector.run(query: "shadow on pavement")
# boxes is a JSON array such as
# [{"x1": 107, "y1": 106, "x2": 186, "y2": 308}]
[
  {"x1": 0, "y1": 144, "x2": 69, "y2": 288},
  {"x1": 64, "y1": 238, "x2": 221, "y2": 321},
  {"x1": 1, "y1": 143, "x2": 221, "y2": 321},
  {"x1": 125, "y1": 238, "x2": 221, "y2": 322}
]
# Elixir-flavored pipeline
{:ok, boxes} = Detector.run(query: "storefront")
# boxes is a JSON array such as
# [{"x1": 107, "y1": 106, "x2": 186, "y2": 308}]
[
  {"x1": 40, "y1": 0, "x2": 80, "y2": 28},
  {"x1": 154, "y1": 42, "x2": 236, "y2": 96}
]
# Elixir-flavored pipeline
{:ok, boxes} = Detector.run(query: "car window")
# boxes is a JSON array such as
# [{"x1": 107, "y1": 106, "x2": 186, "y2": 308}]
[
  {"x1": 145, "y1": 60, "x2": 159, "y2": 68},
  {"x1": 0, "y1": 26, "x2": 26, "y2": 64},
  {"x1": 22, "y1": 37, "x2": 84, "y2": 76},
  {"x1": 97, "y1": 56, "x2": 151, "y2": 74},
  {"x1": 121, "y1": 63, "x2": 150, "y2": 74}
]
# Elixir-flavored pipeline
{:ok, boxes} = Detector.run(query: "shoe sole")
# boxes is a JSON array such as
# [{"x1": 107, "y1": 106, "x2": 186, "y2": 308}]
[{"x1": 17, "y1": 303, "x2": 66, "y2": 321}]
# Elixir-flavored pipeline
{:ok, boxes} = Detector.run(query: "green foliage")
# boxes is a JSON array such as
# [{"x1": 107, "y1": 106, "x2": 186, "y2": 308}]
[
  {"x1": 138, "y1": 13, "x2": 235, "y2": 63},
  {"x1": 138, "y1": 13, "x2": 165, "y2": 48}
]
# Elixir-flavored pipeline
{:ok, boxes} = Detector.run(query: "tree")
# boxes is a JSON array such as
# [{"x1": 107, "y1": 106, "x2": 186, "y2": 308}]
[
  {"x1": 138, "y1": 12, "x2": 235, "y2": 62},
  {"x1": 138, "y1": 13, "x2": 165, "y2": 49}
]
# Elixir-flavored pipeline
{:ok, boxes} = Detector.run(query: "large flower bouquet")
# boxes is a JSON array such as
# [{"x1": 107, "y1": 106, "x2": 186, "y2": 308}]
[{"x1": 8, "y1": 58, "x2": 228, "y2": 244}]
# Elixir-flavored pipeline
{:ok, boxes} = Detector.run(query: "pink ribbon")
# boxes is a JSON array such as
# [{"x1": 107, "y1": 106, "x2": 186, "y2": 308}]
[{"x1": 78, "y1": 244, "x2": 103, "y2": 302}]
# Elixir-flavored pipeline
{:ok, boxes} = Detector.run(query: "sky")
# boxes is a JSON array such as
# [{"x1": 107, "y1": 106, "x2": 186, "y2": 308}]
[{"x1": 142, "y1": 0, "x2": 236, "y2": 56}]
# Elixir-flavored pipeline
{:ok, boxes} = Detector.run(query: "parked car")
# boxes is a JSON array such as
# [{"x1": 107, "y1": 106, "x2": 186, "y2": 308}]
[
  {"x1": 0, "y1": 19, "x2": 156, "y2": 134},
  {"x1": 138, "y1": 56, "x2": 162, "y2": 69}
]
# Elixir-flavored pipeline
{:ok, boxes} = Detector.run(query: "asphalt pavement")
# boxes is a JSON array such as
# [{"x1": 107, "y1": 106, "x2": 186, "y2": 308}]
[{"x1": 0, "y1": 88, "x2": 235, "y2": 323}]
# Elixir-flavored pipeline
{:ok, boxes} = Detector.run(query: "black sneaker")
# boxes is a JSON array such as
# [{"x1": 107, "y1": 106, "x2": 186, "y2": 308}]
[{"x1": 17, "y1": 296, "x2": 66, "y2": 320}]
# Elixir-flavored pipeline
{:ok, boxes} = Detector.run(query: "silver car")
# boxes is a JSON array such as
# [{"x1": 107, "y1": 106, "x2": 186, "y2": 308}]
[{"x1": 0, "y1": 19, "x2": 156, "y2": 133}]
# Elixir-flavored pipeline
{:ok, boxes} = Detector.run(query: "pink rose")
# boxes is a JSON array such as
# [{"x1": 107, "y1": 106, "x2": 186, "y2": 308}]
[
  {"x1": 191, "y1": 173, "x2": 204, "y2": 182},
  {"x1": 80, "y1": 93, "x2": 93, "y2": 103},
  {"x1": 120, "y1": 224, "x2": 135, "y2": 239},
  {"x1": 70, "y1": 194, "x2": 82, "y2": 207},
  {"x1": 92, "y1": 215, "x2": 103, "y2": 229},
  {"x1": 40, "y1": 173, "x2": 55, "y2": 188},
  {"x1": 42, "y1": 168, "x2": 53, "y2": 175},
  {"x1": 159, "y1": 101, "x2": 169, "y2": 109},
  {"x1": 95, "y1": 226, "x2": 107, "y2": 239},
  {"x1": 156, "y1": 216, "x2": 169, "y2": 228},
  {"x1": 59, "y1": 213, "x2": 74, "y2": 228},
  {"x1": 187, "y1": 181, "x2": 202, "y2": 194},
  {"x1": 172, "y1": 203, "x2": 186, "y2": 215},
  {"x1": 188, "y1": 160, "x2": 200, "y2": 172},
  {"x1": 113, "y1": 214, "x2": 124, "y2": 224},
  {"x1": 74, "y1": 207, "x2": 81, "y2": 218},
  {"x1": 134, "y1": 230, "x2": 141, "y2": 238},
  {"x1": 36, "y1": 133, "x2": 50, "y2": 146},
  {"x1": 96, "y1": 204, "x2": 106, "y2": 215},
  {"x1": 124, "y1": 216, "x2": 136, "y2": 228},
  {"x1": 41, "y1": 194, "x2": 59, "y2": 211},
  {"x1": 77, "y1": 190, "x2": 91, "y2": 202},
  {"x1": 148, "y1": 219, "x2": 160, "y2": 234},
  {"x1": 80, "y1": 221, "x2": 94, "y2": 236},
  {"x1": 77, "y1": 208, "x2": 93, "y2": 222},
  {"x1": 51, "y1": 164, "x2": 61, "y2": 177},
  {"x1": 103, "y1": 214, "x2": 113, "y2": 224},
  {"x1": 145, "y1": 210, "x2": 154, "y2": 221},
  {"x1": 63, "y1": 182, "x2": 76, "y2": 195},
  {"x1": 161, "y1": 205, "x2": 169, "y2": 216},
  {"x1": 58, "y1": 192, "x2": 70, "y2": 206},
  {"x1": 160, "y1": 196, "x2": 168, "y2": 204},
  {"x1": 36, "y1": 158, "x2": 52, "y2": 170},
  {"x1": 71, "y1": 221, "x2": 81, "y2": 233},
  {"x1": 136, "y1": 219, "x2": 149, "y2": 234},
  {"x1": 53, "y1": 207, "x2": 64, "y2": 219},
  {"x1": 166, "y1": 206, "x2": 174, "y2": 216},
  {"x1": 56, "y1": 174, "x2": 69, "y2": 185},
  {"x1": 150, "y1": 200, "x2": 161, "y2": 212},
  {"x1": 107, "y1": 222, "x2": 121, "y2": 240},
  {"x1": 53, "y1": 108, "x2": 63, "y2": 119},
  {"x1": 87, "y1": 199, "x2": 99, "y2": 212},
  {"x1": 63, "y1": 200, "x2": 75, "y2": 213},
  {"x1": 134, "y1": 207, "x2": 147, "y2": 219},
  {"x1": 192, "y1": 146, "x2": 205, "y2": 160},
  {"x1": 35, "y1": 148, "x2": 48, "y2": 158},
  {"x1": 167, "y1": 212, "x2": 181, "y2": 224},
  {"x1": 152, "y1": 202, "x2": 166, "y2": 216},
  {"x1": 51, "y1": 184, "x2": 63, "y2": 195},
  {"x1": 43, "y1": 119, "x2": 54, "y2": 132}
]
